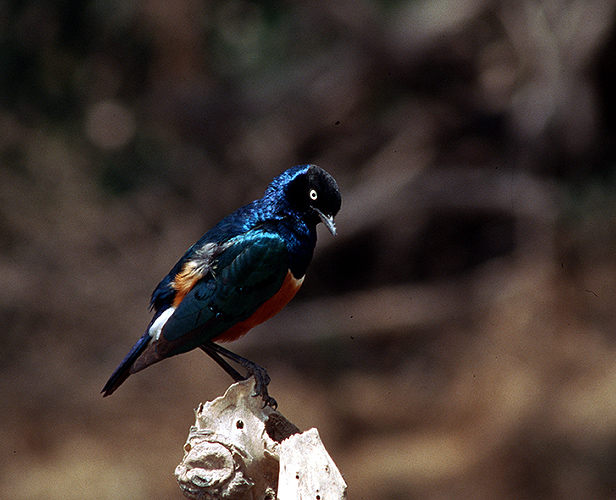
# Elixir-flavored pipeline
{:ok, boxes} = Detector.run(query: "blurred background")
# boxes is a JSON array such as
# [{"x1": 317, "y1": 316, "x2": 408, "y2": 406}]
[{"x1": 1, "y1": 0, "x2": 615, "y2": 498}]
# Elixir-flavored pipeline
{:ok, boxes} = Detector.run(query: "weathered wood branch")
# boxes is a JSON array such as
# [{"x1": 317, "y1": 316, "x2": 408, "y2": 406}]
[{"x1": 175, "y1": 379, "x2": 347, "y2": 499}]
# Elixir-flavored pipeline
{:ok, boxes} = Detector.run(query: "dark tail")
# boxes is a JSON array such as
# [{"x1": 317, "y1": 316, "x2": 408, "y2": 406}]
[{"x1": 101, "y1": 332, "x2": 151, "y2": 397}]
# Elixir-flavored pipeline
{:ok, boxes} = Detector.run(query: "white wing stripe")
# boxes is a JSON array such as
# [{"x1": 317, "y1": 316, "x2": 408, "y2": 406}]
[{"x1": 148, "y1": 307, "x2": 175, "y2": 341}]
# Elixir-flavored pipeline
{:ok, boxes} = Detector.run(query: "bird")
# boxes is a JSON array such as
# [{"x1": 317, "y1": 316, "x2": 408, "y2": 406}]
[{"x1": 102, "y1": 164, "x2": 341, "y2": 408}]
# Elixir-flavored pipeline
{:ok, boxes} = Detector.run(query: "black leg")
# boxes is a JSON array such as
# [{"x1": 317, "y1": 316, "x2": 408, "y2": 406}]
[
  {"x1": 200, "y1": 344, "x2": 245, "y2": 382},
  {"x1": 200, "y1": 341, "x2": 277, "y2": 409}
]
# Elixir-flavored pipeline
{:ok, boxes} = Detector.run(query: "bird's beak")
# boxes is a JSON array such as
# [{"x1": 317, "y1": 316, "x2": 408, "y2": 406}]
[{"x1": 313, "y1": 208, "x2": 336, "y2": 236}]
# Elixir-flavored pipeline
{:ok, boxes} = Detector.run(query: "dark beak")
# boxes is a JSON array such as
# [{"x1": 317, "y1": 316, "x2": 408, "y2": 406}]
[{"x1": 313, "y1": 208, "x2": 336, "y2": 236}]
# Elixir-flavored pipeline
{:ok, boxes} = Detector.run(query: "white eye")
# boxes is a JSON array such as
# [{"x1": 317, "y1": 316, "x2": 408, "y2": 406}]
[{"x1": 309, "y1": 189, "x2": 318, "y2": 201}]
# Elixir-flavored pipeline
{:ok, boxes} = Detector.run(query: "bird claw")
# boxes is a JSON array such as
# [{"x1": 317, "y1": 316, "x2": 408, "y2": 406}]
[
  {"x1": 241, "y1": 361, "x2": 277, "y2": 409},
  {"x1": 258, "y1": 393, "x2": 278, "y2": 410}
]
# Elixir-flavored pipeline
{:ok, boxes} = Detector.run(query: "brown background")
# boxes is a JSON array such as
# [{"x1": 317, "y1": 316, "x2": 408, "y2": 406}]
[{"x1": 1, "y1": 1, "x2": 615, "y2": 498}]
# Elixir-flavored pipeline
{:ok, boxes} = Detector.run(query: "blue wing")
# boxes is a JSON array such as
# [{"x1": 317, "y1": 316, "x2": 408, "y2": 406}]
[
  {"x1": 130, "y1": 227, "x2": 291, "y2": 371},
  {"x1": 148, "y1": 200, "x2": 266, "y2": 314}
]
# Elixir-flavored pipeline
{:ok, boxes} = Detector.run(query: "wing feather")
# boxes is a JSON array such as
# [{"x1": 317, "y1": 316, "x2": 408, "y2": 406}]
[{"x1": 153, "y1": 229, "x2": 290, "y2": 357}]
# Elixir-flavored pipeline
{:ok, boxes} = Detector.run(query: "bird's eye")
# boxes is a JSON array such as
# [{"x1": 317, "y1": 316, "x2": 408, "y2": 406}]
[{"x1": 309, "y1": 189, "x2": 318, "y2": 201}]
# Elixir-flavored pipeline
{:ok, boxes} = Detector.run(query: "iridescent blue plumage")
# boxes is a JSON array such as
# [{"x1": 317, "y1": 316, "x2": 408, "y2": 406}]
[{"x1": 102, "y1": 164, "x2": 341, "y2": 406}]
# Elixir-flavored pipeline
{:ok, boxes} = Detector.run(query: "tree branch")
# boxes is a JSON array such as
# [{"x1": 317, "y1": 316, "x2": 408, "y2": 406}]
[{"x1": 175, "y1": 379, "x2": 347, "y2": 499}]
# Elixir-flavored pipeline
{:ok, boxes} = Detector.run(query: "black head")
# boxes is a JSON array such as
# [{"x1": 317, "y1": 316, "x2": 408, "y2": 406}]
[{"x1": 268, "y1": 164, "x2": 342, "y2": 235}]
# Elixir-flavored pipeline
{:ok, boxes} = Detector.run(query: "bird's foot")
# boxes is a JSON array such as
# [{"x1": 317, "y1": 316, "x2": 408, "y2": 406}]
[{"x1": 240, "y1": 361, "x2": 277, "y2": 409}]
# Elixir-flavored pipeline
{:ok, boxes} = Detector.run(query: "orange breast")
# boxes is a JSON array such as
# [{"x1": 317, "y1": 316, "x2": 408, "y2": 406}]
[{"x1": 214, "y1": 271, "x2": 304, "y2": 342}]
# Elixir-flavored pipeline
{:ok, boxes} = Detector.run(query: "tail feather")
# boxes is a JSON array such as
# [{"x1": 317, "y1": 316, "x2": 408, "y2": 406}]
[{"x1": 101, "y1": 332, "x2": 151, "y2": 397}]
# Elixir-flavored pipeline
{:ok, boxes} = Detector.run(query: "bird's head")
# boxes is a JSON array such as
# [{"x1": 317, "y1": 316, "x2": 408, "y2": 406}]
[{"x1": 269, "y1": 164, "x2": 342, "y2": 236}]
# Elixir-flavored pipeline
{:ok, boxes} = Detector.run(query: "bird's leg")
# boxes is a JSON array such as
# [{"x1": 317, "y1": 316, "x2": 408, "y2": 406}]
[
  {"x1": 200, "y1": 342, "x2": 277, "y2": 409},
  {"x1": 199, "y1": 344, "x2": 245, "y2": 382}
]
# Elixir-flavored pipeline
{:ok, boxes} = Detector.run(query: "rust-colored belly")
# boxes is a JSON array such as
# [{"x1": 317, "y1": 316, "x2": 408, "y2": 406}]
[{"x1": 214, "y1": 271, "x2": 304, "y2": 342}]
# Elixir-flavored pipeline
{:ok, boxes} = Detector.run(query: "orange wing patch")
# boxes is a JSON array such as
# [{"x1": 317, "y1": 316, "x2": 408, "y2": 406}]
[
  {"x1": 214, "y1": 271, "x2": 304, "y2": 343},
  {"x1": 172, "y1": 261, "x2": 205, "y2": 307}
]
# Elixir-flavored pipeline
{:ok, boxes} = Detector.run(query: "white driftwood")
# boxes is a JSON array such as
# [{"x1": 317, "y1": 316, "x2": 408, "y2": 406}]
[
  {"x1": 175, "y1": 379, "x2": 347, "y2": 499},
  {"x1": 277, "y1": 428, "x2": 347, "y2": 499}
]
